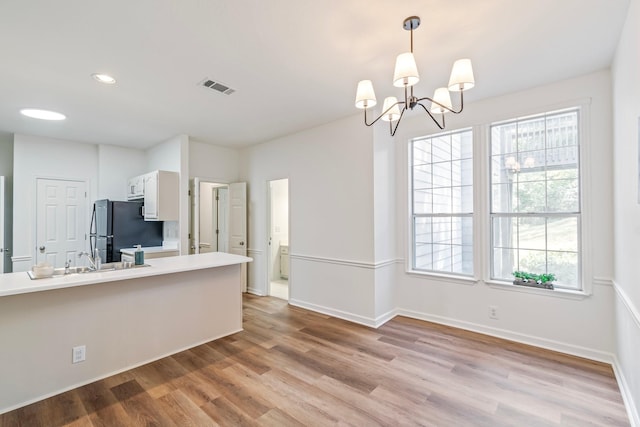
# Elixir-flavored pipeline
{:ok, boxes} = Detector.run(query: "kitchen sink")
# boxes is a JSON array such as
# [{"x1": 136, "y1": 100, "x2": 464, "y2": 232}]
[{"x1": 27, "y1": 262, "x2": 149, "y2": 279}]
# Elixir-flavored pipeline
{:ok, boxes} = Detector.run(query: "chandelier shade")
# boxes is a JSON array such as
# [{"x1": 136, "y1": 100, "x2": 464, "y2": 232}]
[
  {"x1": 355, "y1": 80, "x2": 377, "y2": 109},
  {"x1": 381, "y1": 97, "x2": 401, "y2": 122},
  {"x1": 448, "y1": 59, "x2": 475, "y2": 91},
  {"x1": 393, "y1": 53, "x2": 420, "y2": 87},
  {"x1": 430, "y1": 88, "x2": 453, "y2": 114},
  {"x1": 354, "y1": 16, "x2": 475, "y2": 136}
]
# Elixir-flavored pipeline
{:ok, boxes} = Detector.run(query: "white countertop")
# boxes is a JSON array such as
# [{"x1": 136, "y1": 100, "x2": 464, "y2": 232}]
[
  {"x1": 0, "y1": 252, "x2": 252, "y2": 298},
  {"x1": 120, "y1": 246, "x2": 179, "y2": 255}
]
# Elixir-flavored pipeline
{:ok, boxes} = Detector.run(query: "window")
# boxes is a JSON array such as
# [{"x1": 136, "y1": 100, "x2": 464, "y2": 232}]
[
  {"x1": 490, "y1": 108, "x2": 581, "y2": 290},
  {"x1": 411, "y1": 129, "x2": 474, "y2": 276}
]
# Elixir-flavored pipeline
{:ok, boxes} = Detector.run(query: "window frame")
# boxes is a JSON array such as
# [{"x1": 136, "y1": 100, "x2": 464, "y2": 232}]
[
  {"x1": 406, "y1": 100, "x2": 593, "y2": 296},
  {"x1": 409, "y1": 128, "x2": 475, "y2": 278},
  {"x1": 488, "y1": 108, "x2": 583, "y2": 291}
]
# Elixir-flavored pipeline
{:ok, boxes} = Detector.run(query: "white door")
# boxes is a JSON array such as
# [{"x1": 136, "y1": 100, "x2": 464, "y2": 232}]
[
  {"x1": 36, "y1": 178, "x2": 87, "y2": 267},
  {"x1": 0, "y1": 176, "x2": 5, "y2": 273},
  {"x1": 228, "y1": 182, "x2": 247, "y2": 291}
]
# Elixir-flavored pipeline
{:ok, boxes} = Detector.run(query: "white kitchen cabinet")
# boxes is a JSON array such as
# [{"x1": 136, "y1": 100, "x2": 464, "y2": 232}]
[
  {"x1": 126, "y1": 175, "x2": 145, "y2": 200},
  {"x1": 143, "y1": 170, "x2": 179, "y2": 221}
]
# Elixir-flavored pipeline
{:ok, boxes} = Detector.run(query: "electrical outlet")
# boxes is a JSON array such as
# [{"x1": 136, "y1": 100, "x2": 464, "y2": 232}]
[
  {"x1": 489, "y1": 305, "x2": 499, "y2": 320},
  {"x1": 72, "y1": 345, "x2": 86, "y2": 364}
]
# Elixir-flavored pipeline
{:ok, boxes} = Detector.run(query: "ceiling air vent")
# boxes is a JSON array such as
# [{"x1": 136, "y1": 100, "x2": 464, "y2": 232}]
[{"x1": 199, "y1": 78, "x2": 235, "y2": 95}]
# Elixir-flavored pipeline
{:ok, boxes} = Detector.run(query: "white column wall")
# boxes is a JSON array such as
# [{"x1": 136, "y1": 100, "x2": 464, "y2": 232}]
[
  {"x1": 240, "y1": 116, "x2": 377, "y2": 323},
  {"x1": 189, "y1": 140, "x2": 240, "y2": 183},
  {"x1": 612, "y1": 0, "x2": 640, "y2": 423},
  {"x1": 393, "y1": 70, "x2": 616, "y2": 362},
  {"x1": 146, "y1": 135, "x2": 189, "y2": 253}
]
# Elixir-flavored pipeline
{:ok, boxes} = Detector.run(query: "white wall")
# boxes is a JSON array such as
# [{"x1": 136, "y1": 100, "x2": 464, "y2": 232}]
[
  {"x1": 189, "y1": 140, "x2": 240, "y2": 183},
  {"x1": 12, "y1": 134, "x2": 99, "y2": 272},
  {"x1": 146, "y1": 135, "x2": 189, "y2": 253},
  {"x1": 612, "y1": 0, "x2": 640, "y2": 423},
  {"x1": 97, "y1": 144, "x2": 146, "y2": 200},
  {"x1": 393, "y1": 70, "x2": 616, "y2": 362},
  {"x1": 241, "y1": 116, "x2": 378, "y2": 322}
]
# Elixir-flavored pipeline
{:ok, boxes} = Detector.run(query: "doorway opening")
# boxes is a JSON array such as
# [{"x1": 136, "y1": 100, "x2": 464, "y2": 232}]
[{"x1": 268, "y1": 178, "x2": 289, "y2": 300}]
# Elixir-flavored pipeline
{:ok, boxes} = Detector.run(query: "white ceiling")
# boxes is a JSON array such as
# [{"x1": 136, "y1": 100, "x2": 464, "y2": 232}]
[{"x1": 0, "y1": 0, "x2": 629, "y2": 149}]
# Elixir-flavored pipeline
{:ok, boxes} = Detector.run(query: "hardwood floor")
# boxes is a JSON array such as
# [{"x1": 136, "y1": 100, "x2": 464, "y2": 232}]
[{"x1": 1, "y1": 294, "x2": 630, "y2": 426}]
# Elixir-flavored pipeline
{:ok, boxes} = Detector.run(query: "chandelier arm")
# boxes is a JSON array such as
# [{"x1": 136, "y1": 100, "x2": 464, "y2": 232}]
[
  {"x1": 390, "y1": 107, "x2": 408, "y2": 136},
  {"x1": 416, "y1": 103, "x2": 446, "y2": 130},
  {"x1": 363, "y1": 101, "x2": 406, "y2": 127}
]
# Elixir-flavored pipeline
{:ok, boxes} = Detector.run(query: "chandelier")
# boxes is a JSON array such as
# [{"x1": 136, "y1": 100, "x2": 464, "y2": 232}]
[{"x1": 354, "y1": 16, "x2": 475, "y2": 136}]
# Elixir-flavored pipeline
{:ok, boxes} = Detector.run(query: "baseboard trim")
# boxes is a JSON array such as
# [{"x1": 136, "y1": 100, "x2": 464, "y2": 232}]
[
  {"x1": 247, "y1": 287, "x2": 266, "y2": 296},
  {"x1": 396, "y1": 308, "x2": 614, "y2": 364},
  {"x1": 612, "y1": 355, "x2": 640, "y2": 427},
  {"x1": 289, "y1": 298, "x2": 378, "y2": 327}
]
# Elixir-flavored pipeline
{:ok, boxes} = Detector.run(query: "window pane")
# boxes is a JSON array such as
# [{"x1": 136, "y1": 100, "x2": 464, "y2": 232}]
[
  {"x1": 492, "y1": 216, "x2": 516, "y2": 249},
  {"x1": 492, "y1": 183, "x2": 515, "y2": 213},
  {"x1": 547, "y1": 217, "x2": 578, "y2": 252},
  {"x1": 432, "y1": 136, "x2": 451, "y2": 162},
  {"x1": 411, "y1": 129, "x2": 473, "y2": 276},
  {"x1": 433, "y1": 244, "x2": 452, "y2": 272},
  {"x1": 492, "y1": 247, "x2": 516, "y2": 280},
  {"x1": 517, "y1": 117, "x2": 545, "y2": 152},
  {"x1": 490, "y1": 108, "x2": 581, "y2": 289},
  {"x1": 518, "y1": 217, "x2": 546, "y2": 251},
  {"x1": 547, "y1": 178, "x2": 578, "y2": 212},
  {"x1": 548, "y1": 251, "x2": 579, "y2": 289},
  {"x1": 433, "y1": 162, "x2": 452, "y2": 188},
  {"x1": 516, "y1": 180, "x2": 545, "y2": 212},
  {"x1": 492, "y1": 122, "x2": 517, "y2": 155},
  {"x1": 432, "y1": 188, "x2": 452, "y2": 214},
  {"x1": 518, "y1": 249, "x2": 546, "y2": 274},
  {"x1": 413, "y1": 140, "x2": 431, "y2": 165},
  {"x1": 413, "y1": 189, "x2": 432, "y2": 214},
  {"x1": 413, "y1": 164, "x2": 432, "y2": 189}
]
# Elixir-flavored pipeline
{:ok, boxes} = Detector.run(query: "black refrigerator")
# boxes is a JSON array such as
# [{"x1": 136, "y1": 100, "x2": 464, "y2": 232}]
[{"x1": 90, "y1": 199, "x2": 163, "y2": 262}]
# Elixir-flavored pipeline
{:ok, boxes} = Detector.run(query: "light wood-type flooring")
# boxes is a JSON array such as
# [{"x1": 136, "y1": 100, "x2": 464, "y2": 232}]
[{"x1": 1, "y1": 294, "x2": 630, "y2": 426}]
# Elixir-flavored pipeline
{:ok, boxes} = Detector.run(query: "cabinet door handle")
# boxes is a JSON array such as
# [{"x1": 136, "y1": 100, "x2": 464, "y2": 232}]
[{"x1": 239, "y1": 241, "x2": 245, "y2": 246}]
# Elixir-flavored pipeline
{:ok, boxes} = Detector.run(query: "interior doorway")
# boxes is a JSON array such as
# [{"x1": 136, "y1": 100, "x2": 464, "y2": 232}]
[{"x1": 267, "y1": 178, "x2": 289, "y2": 300}]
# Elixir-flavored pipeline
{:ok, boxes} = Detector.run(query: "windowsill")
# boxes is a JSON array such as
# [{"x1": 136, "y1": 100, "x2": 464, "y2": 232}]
[
  {"x1": 405, "y1": 269, "x2": 478, "y2": 285},
  {"x1": 485, "y1": 280, "x2": 590, "y2": 300}
]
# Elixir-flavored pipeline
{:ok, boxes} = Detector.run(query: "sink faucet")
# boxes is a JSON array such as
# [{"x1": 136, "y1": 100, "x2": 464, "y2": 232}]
[{"x1": 78, "y1": 252, "x2": 97, "y2": 271}]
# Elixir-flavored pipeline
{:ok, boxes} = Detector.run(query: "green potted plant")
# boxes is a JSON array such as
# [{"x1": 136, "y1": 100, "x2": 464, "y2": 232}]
[{"x1": 512, "y1": 271, "x2": 555, "y2": 289}]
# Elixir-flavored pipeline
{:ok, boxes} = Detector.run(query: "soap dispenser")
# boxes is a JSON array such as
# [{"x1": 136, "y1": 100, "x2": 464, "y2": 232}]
[{"x1": 134, "y1": 245, "x2": 144, "y2": 266}]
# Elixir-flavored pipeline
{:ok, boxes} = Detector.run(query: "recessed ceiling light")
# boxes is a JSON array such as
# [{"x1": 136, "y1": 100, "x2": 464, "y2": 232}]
[
  {"x1": 92, "y1": 73, "x2": 116, "y2": 84},
  {"x1": 20, "y1": 109, "x2": 66, "y2": 121}
]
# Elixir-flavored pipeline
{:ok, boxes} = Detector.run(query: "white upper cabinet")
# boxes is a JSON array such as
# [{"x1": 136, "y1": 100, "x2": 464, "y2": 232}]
[
  {"x1": 142, "y1": 170, "x2": 179, "y2": 221},
  {"x1": 126, "y1": 175, "x2": 145, "y2": 200}
]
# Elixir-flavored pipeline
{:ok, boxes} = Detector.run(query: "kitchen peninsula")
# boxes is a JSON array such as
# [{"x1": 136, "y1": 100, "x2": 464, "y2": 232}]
[{"x1": 0, "y1": 252, "x2": 252, "y2": 414}]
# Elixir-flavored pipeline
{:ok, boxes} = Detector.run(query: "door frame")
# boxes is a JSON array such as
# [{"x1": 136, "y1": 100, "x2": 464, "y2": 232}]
[
  {"x1": 191, "y1": 177, "x2": 230, "y2": 254},
  {"x1": 266, "y1": 178, "x2": 290, "y2": 298}
]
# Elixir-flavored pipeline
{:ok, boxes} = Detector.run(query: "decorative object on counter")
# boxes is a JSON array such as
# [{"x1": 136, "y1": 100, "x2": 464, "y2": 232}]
[
  {"x1": 31, "y1": 262, "x2": 54, "y2": 278},
  {"x1": 134, "y1": 245, "x2": 144, "y2": 266},
  {"x1": 512, "y1": 271, "x2": 555, "y2": 290},
  {"x1": 354, "y1": 15, "x2": 475, "y2": 136}
]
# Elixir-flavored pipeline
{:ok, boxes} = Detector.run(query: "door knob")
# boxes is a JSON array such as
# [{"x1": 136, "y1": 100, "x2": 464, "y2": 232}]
[{"x1": 39, "y1": 246, "x2": 46, "y2": 253}]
